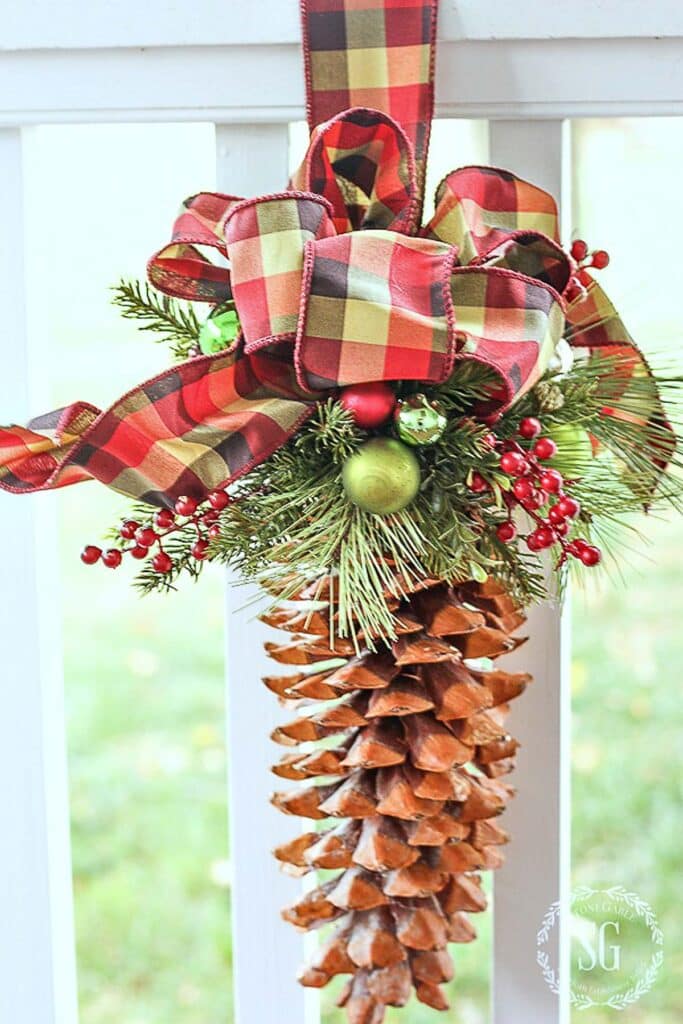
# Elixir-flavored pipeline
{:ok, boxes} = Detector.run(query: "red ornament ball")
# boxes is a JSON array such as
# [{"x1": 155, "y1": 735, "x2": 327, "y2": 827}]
[
  {"x1": 496, "y1": 521, "x2": 516, "y2": 543},
  {"x1": 500, "y1": 451, "x2": 528, "y2": 476},
  {"x1": 533, "y1": 437, "x2": 558, "y2": 460},
  {"x1": 518, "y1": 417, "x2": 542, "y2": 439},
  {"x1": 152, "y1": 551, "x2": 173, "y2": 573},
  {"x1": 102, "y1": 549, "x2": 123, "y2": 569},
  {"x1": 340, "y1": 382, "x2": 396, "y2": 429},
  {"x1": 81, "y1": 545, "x2": 102, "y2": 565},
  {"x1": 570, "y1": 239, "x2": 588, "y2": 261}
]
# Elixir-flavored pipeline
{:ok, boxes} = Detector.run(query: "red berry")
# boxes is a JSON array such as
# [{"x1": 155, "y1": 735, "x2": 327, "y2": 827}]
[
  {"x1": 191, "y1": 539, "x2": 210, "y2": 561},
  {"x1": 208, "y1": 489, "x2": 230, "y2": 511},
  {"x1": 577, "y1": 268, "x2": 592, "y2": 288},
  {"x1": 530, "y1": 525, "x2": 556, "y2": 550},
  {"x1": 591, "y1": 249, "x2": 610, "y2": 270},
  {"x1": 120, "y1": 520, "x2": 139, "y2": 540},
  {"x1": 500, "y1": 451, "x2": 528, "y2": 476},
  {"x1": 469, "y1": 472, "x2": 489, "y2": 493},
  {"x1": 579, "y1": 544, "x2": 602, "y2": 566},
  {"x1": 565, "y1": 281, "x2": 582, "y2": 303},
  {"x1": 557, "y1": 495, "x2": 581, "y2": 519},
  {"x1": 483, "y1": 432, "x2": 498, "y2": 448},
  {"x1": 154, "y1": 509, "x2": 175, "y2": 530},
  {"x1": 340, "y1": 382, "x2": 396, "y2": 429},
  {"x1": 80, "y1": 545, "x2": 102, "y2": 565},
  {"x1": 518, "y1": 417, "x2": 542, "y2": 439},
  {"x1": 102, "y1": 549, "x2": 123, "y2": 569},
  {"x1": 512, "y1": 478, "x2": 534, "y2": 501},
  {"x1": 570, "y1": 239, "x2": 588, "y2": 261},
  {"x1": 567, "y1": 538, "x2": 589, "y2": 558},
  {"x1": 134, "y1": 527, "x2": 157, "y2": 548},
  {"x1": 554, "y1": 519, "x2": 570, "y2": 537},
  {"x1": 539, "y1": 469, "x2": 563, "y2": 494},
  {"x1": 526, "y1": 533, "x2": 542, "y2": 552},
  {"x1": 548, "y1": 504, "x2": 566, "y2": 525},
  {"x1": 533, "y1": 437, "x2": 558, "y2": 460},
  {"x1": 208, "y1": 524, "x2": 221, "y2": 540},
  {"x1": 130, "y1": 545, "x2": 148, "y2": 560},
  {"x1": 152, "y1": 551, "x2": 173, "y2": 573},
  {"x1": 202, "y1": 510, "x2": 219, "y2": 525},
  {"x1": 496, "y1": 521, "x2": 516, "y2": 543},
  {"x1": 175, "y1": 495, "x2": 198, "y2": 516},
  {"x1": 522, "y1": 490, "x2": 546, "y2": 511}
]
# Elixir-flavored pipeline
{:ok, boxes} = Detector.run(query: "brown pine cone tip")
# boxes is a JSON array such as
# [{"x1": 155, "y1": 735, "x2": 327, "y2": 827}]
[{"x1": 261, "y1": 576, "x2": 530, "y2": 1023}]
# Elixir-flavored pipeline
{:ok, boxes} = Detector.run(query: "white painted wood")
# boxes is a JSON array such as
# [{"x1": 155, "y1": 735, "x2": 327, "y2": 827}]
[
  {"x1": 0, "y1": 127, "x2": 79, "y2": 1024},
  {"x1": 488, "y1": 120, "x2": 572, "y2": 1024},
  {"x1": 220, "y1": 123, "x2": 319, "y2": 1024},
  {"x1": 3, "y1": 37, "x2": 683, "y2": 126},
  {"x1": 2, "y1": 0, "x2": 682, "y2": 50}
]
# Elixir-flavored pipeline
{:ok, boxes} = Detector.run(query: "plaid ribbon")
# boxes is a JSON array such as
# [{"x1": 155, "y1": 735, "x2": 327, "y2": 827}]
[{"x1": 0, "y1": 3, "x2": 670, "y2": 506}]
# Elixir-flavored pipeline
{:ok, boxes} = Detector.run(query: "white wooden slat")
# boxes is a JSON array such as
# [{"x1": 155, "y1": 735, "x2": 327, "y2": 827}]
[
  {"x1": 0, "y1": 127, "x2": 79, "y2": 1024},
  {"x1": 3, "y1": 0, "x2": 682, "y2": 50},
  {"x1": 488, "y1": 120, "x2": 572, "y2": 1024},
  {"x1": 3, "y1": 36, "x2": 683, "y2": 126},
  {"x1": 219, "y1": 123, "x2": 319, "y2": 1024}
]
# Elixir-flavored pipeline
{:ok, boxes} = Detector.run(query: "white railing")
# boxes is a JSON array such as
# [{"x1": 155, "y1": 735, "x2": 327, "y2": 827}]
[{"x1": 2, "y1": 4, "x2": 682, "y2": 1023}]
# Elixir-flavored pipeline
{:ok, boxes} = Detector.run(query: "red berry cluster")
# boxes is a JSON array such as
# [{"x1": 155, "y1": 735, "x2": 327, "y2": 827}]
[
  {"x1": 80, "y1": 489, "x2": 229, "y2": 573},
  {"x1": 565, "y1": 239, "x2": 610, "y2": 302},
  {"x1": 470, "y1": 416, "x2": 601, "y2": 568}
]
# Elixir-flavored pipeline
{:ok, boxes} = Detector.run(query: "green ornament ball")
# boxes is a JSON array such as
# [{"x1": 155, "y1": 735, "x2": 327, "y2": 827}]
[
  {"x1": 394, "y1": 393, "x2": 447, "y2": 446},
  {"x1": 342, "y1": 438, "x2": 421, "y2": 514},
  {"x1": 198, "y1": 305, "x2": 239, "y2": 355},
  {"x1": 547, "y1": 423, "x2": 594, "y2": 478}
]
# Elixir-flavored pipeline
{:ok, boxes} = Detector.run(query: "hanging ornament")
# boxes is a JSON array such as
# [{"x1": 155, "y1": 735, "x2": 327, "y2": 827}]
[
  {"x1": 339, "y1": 381, "x2": 397, "y2": 429},
  {"x1": 342, "y1": 438, "x2": 421, "y2": 514},
  {"x1": 198, "y1": 304, "x2": 240, "y2": 355},
  {"x1": 546, "y1": 422, "x2": 594, "y2": 478},
  {"x1": 394, "y1": 392, "x2": 447, "y2": 446}
]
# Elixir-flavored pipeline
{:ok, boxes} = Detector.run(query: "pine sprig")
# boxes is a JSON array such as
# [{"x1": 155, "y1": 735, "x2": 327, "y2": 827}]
[{"x1": 112, "y1": 278, "x2": 202, "y2": 360}]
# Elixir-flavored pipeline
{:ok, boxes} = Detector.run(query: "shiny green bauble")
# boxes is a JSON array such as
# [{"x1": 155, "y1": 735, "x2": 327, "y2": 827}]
[
  {"x1": 394, "y1": 393, "x2": 447, "y2": 446},
  {"x1": 547, "y1": 423, "x2": 594, "y2": 478},
  {"x1": 198, "y1": 305, "x2": 239, "y2": 355},
  {"x1": 342, "y1": 438, "x2": 421, "y2": 514}
]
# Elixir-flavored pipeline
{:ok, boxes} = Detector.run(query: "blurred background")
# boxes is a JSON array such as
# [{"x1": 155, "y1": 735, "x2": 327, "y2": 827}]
[{"x1": 18, "y1": 117, "x2": 682, "y2": 1023}]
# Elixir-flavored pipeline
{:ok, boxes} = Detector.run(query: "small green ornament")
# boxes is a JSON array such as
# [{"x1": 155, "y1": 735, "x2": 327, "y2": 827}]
[
  {"x1": 547, "y1": 422, "x2": 594, "y2": 478},
  {"x1": 394, "y1": 393, "x2": 447, "y2": 446},
  {"x1": 198, "y1": 304, "x2": 239, "y2": 355},
  {"x1": 342, "y1": 438, "x2": 421, "y2": 514}
]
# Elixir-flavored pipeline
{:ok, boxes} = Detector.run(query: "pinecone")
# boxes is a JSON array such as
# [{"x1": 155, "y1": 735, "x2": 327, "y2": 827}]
[{"x1": 261, "y1": 575, "x2": 530, "y2": 1022}]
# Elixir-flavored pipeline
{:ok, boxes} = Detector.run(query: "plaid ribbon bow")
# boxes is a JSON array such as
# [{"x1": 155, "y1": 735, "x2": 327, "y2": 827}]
[{"x1": 0, "y1": 0, "x2": 670, "y2": 507}]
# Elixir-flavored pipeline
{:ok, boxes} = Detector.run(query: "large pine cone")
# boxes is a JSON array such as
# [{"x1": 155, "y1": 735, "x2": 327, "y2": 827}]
[{"x1": 261, "y1": 576, "x2": 530, "y2": 1023}]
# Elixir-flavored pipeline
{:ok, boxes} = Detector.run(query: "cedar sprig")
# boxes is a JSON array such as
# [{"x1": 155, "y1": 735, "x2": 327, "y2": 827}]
[{"x1": 112, "y1": 278, "x2": 202, "y2": 360}]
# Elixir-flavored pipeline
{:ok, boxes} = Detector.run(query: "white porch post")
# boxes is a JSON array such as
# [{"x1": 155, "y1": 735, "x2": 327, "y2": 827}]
[
  {"x1": 218, "y1": 122, "x2": 319, "y2": 1024},
  {"x1": 0, "y1": 127, "x2": 79, "y2": 1024},
  {"x1": 488, "y1": 120, "x2": 572, "y2": 1024}
]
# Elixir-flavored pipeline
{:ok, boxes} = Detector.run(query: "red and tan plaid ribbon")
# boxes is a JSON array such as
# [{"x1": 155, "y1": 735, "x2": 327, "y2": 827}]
[{"x1": 0, "y1": 2, "x2": 671, "y2": 507}]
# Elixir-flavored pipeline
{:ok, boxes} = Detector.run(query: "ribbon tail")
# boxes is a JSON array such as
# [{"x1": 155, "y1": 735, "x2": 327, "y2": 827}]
[{"x1": 0, "y1": 350, "x2": 313, "y2": 508}]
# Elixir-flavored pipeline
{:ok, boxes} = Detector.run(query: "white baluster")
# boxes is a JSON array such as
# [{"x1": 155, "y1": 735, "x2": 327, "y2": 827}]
[
  {"x1": 217, "y1": 123, "x2": 320, "y2": 1024},
  {"x1": 0, "y1": 127, "x2": 78, "y2": 1024},
  {"x1": 488, "y1": 120, "x2": 572, "y2": 1024}
]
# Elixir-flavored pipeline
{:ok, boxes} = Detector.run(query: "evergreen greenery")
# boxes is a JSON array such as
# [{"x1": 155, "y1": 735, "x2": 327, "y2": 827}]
[{"x1": 112, "y1": 279, "x2": 202, "y2": 360}]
